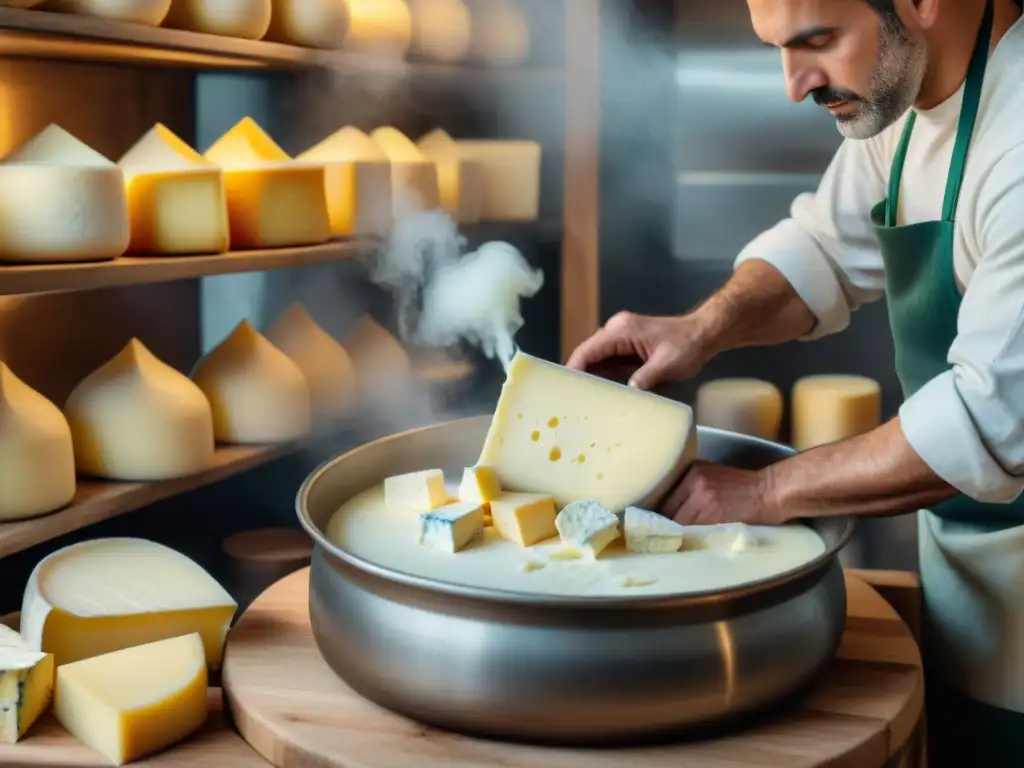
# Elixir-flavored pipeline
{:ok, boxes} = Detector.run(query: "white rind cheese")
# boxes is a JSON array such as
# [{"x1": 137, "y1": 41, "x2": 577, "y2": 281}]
[
  {"x1": 418, "y1": 501, "x2": 485, "y2": 553},
  {"x1": 264, "y1": 0, "x2": 349, "y2": 49},
  {"x1": 163, "y1": 0, "x2": 272, "y2": 39},
  {"x1": 39, "y1": 0, "x2": 172, "y2": 25},
  {"x1": 555, "y1": 500, "x2": 620, "y2": 559},
  {"x1": 791, "y1": 374, "x2": 881, "y2": 451},
  {"x1": 623, "y1": 506, "x2": 688, "y2": 554},
  {"x1": 384, "y1": 469, "x2": 448, "y2": 511},
  {"x1": 0, "y1": 625, "x2": 54, "y2": 744},
  {"x1": 695, "y1": 378, "x2": 784, "y2": 441}
]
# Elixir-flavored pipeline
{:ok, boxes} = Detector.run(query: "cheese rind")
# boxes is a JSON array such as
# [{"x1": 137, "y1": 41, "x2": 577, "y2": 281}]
[
  {"x1": 39, "y1": 0, "x2": 172, "y2": 25},
  {"x1": 53, "y1": 633, "x2": 208, "y2": 766},
  {"x1": 370, "y1": 127, "x2": 441, "y2": 215},
  {"x1": 345, "y1": 0, "x2": 413, "y2": 53},
  {"x1": 384, "y1": 469, "x2": 448, "y2": 511},
  {"x1": 490, "y1": 492, "x2": 557, "y2": 546},
  {"x1": 0, "y1": 625, "x2": 54, "y2": 744},
  {"x1": 20, "y1": 538, "x2": 237, "y2": 669},
  {"x1": 791, "y1": 375, "x2": 881, "y2": 451},
  {"x1": 555, "y1": 500, "x2": 620, "y2": 559},
  {"x1": 416, "y1": 129, "x2": 484, "y2": 223},
  {"x1": 163, "y1": 0, "x2": 272, "y2": 39},
  {"x1": 418, "y1": 501, "x2": 485, "y2": 553},
  {"x1": 264, "y1": 0, "x2": 348, "y2": 49},
  {"x1": 453, "y1": 139, "x2": 540, "y2": 221},
  {"x1": 623, "y1": 506, "x2": 687, "y2": 554},
  {"x1": 696, "y1": 378, "x2": 784, "y2": 441},
  {"x1": 479, "y1": 351, "x2": 698, "y2": 512}
]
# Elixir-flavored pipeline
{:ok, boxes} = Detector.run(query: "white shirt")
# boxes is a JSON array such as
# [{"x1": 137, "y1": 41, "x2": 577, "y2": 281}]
[{"x1": 734, "y1": 16, "x2": 1024, "y2": 505}]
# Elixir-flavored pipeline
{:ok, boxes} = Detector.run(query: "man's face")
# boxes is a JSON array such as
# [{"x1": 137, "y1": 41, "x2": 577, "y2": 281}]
[{"x1": 748, "y1": 0, "x2": 928, "y2": 139}]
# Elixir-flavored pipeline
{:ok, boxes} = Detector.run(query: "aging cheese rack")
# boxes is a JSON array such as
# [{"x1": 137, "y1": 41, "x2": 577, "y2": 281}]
[{"x1": 0, "y1": 3, "x2": 598, "y2": 559}]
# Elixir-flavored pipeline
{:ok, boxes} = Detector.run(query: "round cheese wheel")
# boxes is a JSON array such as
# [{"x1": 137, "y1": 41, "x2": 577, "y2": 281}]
[
  {"x1": 191, "y1": 320, "x2": 312, "y2": 444},
  {"x1": 65, "y1": 339, "x2": 215, "y2": 482},
  {"x1": 264, "y1": 0, "x2": 348, "y2": 49},
  {"x1": 695, "y1": 378, "x2": 784, "y2": 441},
  {"x1": 265, "y1": 304, "x2": 358, "y2": 418},
  {"x1": 470, "y1": 0, "x2": 529, "y2": 66},
  {"x1": 0, "y1": 363, "x2": 76, "y2": 522},
  {"x1": 39, "y1": 0, "x2": 172, "y2": 25},
  {"x1": 0, "y1": 124, "x2": 129, "y2": 264},
  {"x1": 791, "y1": 374, "x2": 882, "y2": 451},
  {"x1": 407, "y1": 0, "x2": 471, "y2": 63},
  {"x1": 163, "y1": 0, "x2": 272, "y2": 40},
  {"x1": 345, "y1": 0, "x2": 412, "y2": 53}
]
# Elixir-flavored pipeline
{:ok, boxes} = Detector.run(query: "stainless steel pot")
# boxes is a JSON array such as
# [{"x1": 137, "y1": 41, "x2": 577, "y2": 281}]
[{"x1": 297, "y1": 415, "x2": 853, "y2": 745}]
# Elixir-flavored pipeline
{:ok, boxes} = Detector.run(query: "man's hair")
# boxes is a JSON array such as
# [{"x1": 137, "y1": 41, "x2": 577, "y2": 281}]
[{"x1": 866, "y1": 0, "x2": 1023, "y2": 19}]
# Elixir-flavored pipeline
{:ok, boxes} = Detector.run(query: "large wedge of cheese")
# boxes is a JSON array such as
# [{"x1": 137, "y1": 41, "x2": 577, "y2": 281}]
[
  {"x1": 264, "y1": 0, "x2": 348, "y2": 48},
  {"x1": 204, "y1": 117, "x2": 330, "y2": 249},
  {"x1": 191, "y1": 320, "x2": 311, "y2": 444},
  {"x1": 163, "y1": 0, "x2": 271, "y2": 40},
  {"x1": 118, "y1": 124, "x2": 229, "y2": 255},
  {"x1": 454, "y1": 139, "x2": 540, "y2": 220},
  {"x1": 416, "y1": 129, "x2": 483, "y2": 223},
  {"x1": 54, "y1": 633, "x2": 207, "y2": 766},
  {"x1": 479, "y1": 351, "x2": 697, "y2": 511},
  {"x1": 65, "y1": 339, "x2": 215, "y2": 481},
  {"x1": 265, "y1": 304, "x2": 358, "y2": 418},
  {"x1": 0, "y1": 625, "x2": 54, "y2": 744},
  {"x1": 791, "y1": 374, "x2": 881, "y2": 451},
  {"x1": 0, "y1": 363, "x2": 76, "y2": 522},
  {"x1": 296, "y1": 126, "x2": 393, "y2": 237},
  {"x1": 0, "y1": 124, "x2": 129, "y2": 263},
  {"x1": 20, "y1": 538, "x2": 237, "y2": 669},
  {"x1": 470, "y1": 0, "x2": 529, "y2": 66},
  {"x1": 370, "y1": 127, "x2": 440, "y2": 216},
  {"x1": 39, "y1": 0, "x2": 171, "y2": 25},
  {"x1": 407, "y1": 0, "x2": 471, "y2": 62},
  {"x1": 345, "y1": 0, "x2": 412, "y2": 53},
  {"x1": 696, "y1": 378, "x2": 784, "y2": 441},
  {"x1": 342, "y1": 315, "x2": 412, "y2": 393}
]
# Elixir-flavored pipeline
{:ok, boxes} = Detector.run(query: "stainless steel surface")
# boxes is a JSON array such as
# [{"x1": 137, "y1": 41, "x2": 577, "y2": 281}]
[{"x1": 297, "y1": 415, "x2": 852, "y2": 745}]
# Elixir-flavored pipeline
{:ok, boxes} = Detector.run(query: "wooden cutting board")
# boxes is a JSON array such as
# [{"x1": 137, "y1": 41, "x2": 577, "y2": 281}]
[{"x1": 223, "y1": 568, "x2": 925, "y2": 768}]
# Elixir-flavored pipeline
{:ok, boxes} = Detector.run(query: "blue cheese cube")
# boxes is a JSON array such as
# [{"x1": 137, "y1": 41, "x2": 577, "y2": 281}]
[
  {"x1": 417, "y1": 501, "x2": 486, "y2": 553},
  {"x1": 623, "y1": 506, "x2": 688, "y2": 554},
  {"x1": 0, "y1": 625, "x2": 54, "y2": 743},
  {"x1": 555, "y1": 499, "x2": 620, "y2": 559}
]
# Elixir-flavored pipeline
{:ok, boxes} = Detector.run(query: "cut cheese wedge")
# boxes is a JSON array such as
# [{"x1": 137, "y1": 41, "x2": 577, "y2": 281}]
[
  {"x1": 479, "y1": 351, "x2": 697, "y2": 511},
  {"x1": 53, "y1": 633, "x2": 208, "y2": 766},
  {"x1": 696, "y1": 378, "x2": 784, "y2": 441},
  {"x1": 342, "y1": 315, "x2": 412, "y2": 393},
  {"x1": 296, "y1": 126, "x2": 393, "y2": 237},
  {"x1": 370, "y1": 126, "x2": 440, "y2": 216},
  {"x1": 64, "y1": 339, "x2": 215, "y2": 482},
  {"x1": 163, "y1": 0, "x2": 271, "y2": 39},
  {"x1": 39, "y1": 0, "x2": 172, "y2": 25},
  {"x1": 204, "y1": 117, "x2": 330, "y2": 248},
  {"x1": 20, "y1": 538, "x2": 237, "y2": 669},
  {"x1": 416, "y1": 128, "x2": 483, "y2": 223},
  {"x1": 0, "y1": 363, "x2": 76, "y2": 522},
  {"x1": 191, "y1": 320, "x2": 312, "y2": 444},
  {"x1": 470, "y1": 0, "x2": 530, "y2": 66},
  {"x1": 265, "y1": 304, "x2": 358, "y2": 418},
  {"x1": 345, "y1": 0, "x2": 412, "y2": 53},
  {"x1": 118, "y1": 123, "x2": 229, "y2": 255},
  {"x1": 0, "y1": 124, "x2": 129, "y2": 263},
  {"x1": 0, "y1": 625, "x2": 54, "y2": 744},
  {"x1": 453, "y1": 139, "x2": 540, "y2": 220},
  {"x1": 407, "y1": 0, "x2": 471, "y2": 62},
  {"x1": 791, "y1": 374, "x2": 881, "y2": 451}
]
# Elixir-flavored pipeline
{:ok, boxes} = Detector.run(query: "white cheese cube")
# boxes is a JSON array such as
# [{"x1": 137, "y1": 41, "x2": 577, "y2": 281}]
[
  {"x1": 555, "y1": 500, "x2": 620, "y2": 559},
  {"x1": 384, "y1": 469, "x2": 449, "y2": 511},
  {"x1": 705, "y1": 524, "x2": 760, "y2": 554},
  {"x1": 417, "y1": 501, "x2": 485, "y2": 553},
  {"x1": 0, "y1": 625, "x2": 54, "y2": 743},
  {"x1": 623, "y1": 506, "x2": 688, "y2": 554}
]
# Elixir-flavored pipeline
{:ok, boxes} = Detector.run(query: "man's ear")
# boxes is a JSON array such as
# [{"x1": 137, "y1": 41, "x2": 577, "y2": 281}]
[{"x1": 900, "y1": 0, "x2": 940, "y2": 31}]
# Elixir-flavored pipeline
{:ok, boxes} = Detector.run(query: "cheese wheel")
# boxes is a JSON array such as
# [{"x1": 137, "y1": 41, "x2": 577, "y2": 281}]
[
  {"x1": 39, "y1": 0, "x2": 171, "y2": 25},
  {"x1": 191, "y1": 320, "x2": 312, "y2": 444},
  {"x1": 370, "y1": 126, "x2": 440, "y2": 216},
  {"x1": 416, "y1": 129, "x2": 484, "y2": 224},
  {"x1": 0, "y1": 363, "x2": 76, "y2": 522},
  {"x1": 296, "y1": 126, "x2": 393, "y2": 237},
  {"x1": 118, "y1": 123, "x2": 229, "y2": 255},
  {"x1": 0, "y1": 124, "x2": 129, "y2": 263},
  {"x1": 407, "y1": 0, "x2": 471, "y2": 63},
  {"x1": 162, "y1": 0, "x2": 272, "y2": 40},
  {"x1": 264, "y1": 0, "x2": 348, "y2": 49},
  {"x1": 470, "y1": 0, "x2": 529, "y2": 66},
  {"x1": 453, "y1": 139, "x2": 541, "y2": 220},
  {"x1": 65, "y1": 339, "x2": 215, "y2": 482},
  {"x1": 265, "y1": 303, "x2": 358, "y2": 417},
  {"x1": 345, "y1": 0, "x2": 412, "y2": 53},
  {"x1": 342, "y1": 315, "x2": 412, "y2": 394},
  {"x1": 203, "y1": 117, "x2": 330, "y2": 249},
  {"x1": 695, "y1": 378, "x2": 784, "y2": 441},
  {"x1": 791, "y1": 374, "x2": 882, "y2": 451}
]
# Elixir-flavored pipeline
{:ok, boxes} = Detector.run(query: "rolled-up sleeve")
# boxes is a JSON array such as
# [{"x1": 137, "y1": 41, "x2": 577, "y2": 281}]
[
  {"x1": 899, "y1": 145, "x2": 1024, "y2": 503},
  {"x1": 734, "y1": 138, "x2": 889, "y2": 339}
]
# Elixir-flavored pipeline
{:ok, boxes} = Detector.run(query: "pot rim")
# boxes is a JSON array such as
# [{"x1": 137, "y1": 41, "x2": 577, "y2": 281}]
[{"x1": 296, "y1": 415, "x2": 855, "y2": 610}]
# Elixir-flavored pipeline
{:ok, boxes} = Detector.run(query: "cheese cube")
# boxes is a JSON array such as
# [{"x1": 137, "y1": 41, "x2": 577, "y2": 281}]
[
  {"x1": 20, "y1": 538, "x2": 237, "y2": 670},
  {"x1": 0, "y1": 625, "x2": 54, "y2": 744},
  {"x1": 490, "y1": 493, "x2": 557, "y2": 546},
  {"x1": 555, "y1": 499, "x2": 620, "y2": 559},
  {"x1": 623, "y1": 506, "x2": 687, "y2": 554},
  {"x1": 53, "y1": 633, "x2": 208, "y2": 766},
  {"x1": 118, "y1": 124, "x2": 229, "y2": 255},
  {"x1": 695, "y1": 378, "x2": 784, "y2": 441},
  {"x1": 384, "y1": 469, "x2": 449, "y2": 511},
  {"x1": 791, "y1": 375, "x2": 881, "y2": 451},
  {"x1": 479, "y1": 351, "x2": 697, "y2": 512},
  {"x1": 370, "y1": 127, "x2": 441, "y2": 215},
  {"x1": 453, "y1": 139, "x2": 540, "y2": 220},
  {"x1": 263, "y1": 0, "x2": 347, "y2": 48},
  {"x1": 162, "y1": 0, "x2": 272, "y2": 40},
  {"x1": 705, "y1": 524, "x2": 760, "y2": 554},
  {"x1": 204, "y1": 117, "x2": 330, "y2": 249},
  {"x1": 418, "y1": 501, "x2": 485, "y2": 553},
  {"x1": 417, "y1": 129, "x2": 484, "y2": 223},
  {"x1": 458, "y1": 466, "x2": 502, "y2": 508}
]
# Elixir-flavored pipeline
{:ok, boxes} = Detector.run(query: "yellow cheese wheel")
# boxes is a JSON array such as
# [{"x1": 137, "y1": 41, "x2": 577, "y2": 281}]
[
  {"x1": 264, "y1": 0, "x2": 349, "y2": 49},
  {"x1": 407, "y1": 0, "x2": 471, "y2": 63},
  {"x1": 470, "y1": 0, "x2": 529, "y2": 66},
  {"x1": 345, "y1": 0, "x2": 412, "y2": 53},
  {"x1": 163, "y1": 0, "x2": 272, "y2": 40},
  {"x1": 695, "y1": 378, "x2": 784, "y2": 441},
  {"x1": 39, "y1": 0, "x2": 171, "y2": 25},
  {"x1": 791, "y1": 374, "x2": 882, "y2": 451}
]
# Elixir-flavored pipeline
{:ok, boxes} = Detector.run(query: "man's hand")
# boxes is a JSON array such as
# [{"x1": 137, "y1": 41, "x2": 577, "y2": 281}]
[{"x1": 660, "y1": 461, "x2": 781, "y2": 526}]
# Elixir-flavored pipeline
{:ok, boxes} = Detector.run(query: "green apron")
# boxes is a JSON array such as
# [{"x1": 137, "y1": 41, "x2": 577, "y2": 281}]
[{"x1": 870, "y1": 1, "x2": 1024, "y2": 763}]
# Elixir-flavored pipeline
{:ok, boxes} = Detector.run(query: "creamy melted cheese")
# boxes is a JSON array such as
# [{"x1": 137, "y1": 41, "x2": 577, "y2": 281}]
[{"x1": 326, "y1": 484, "x2": 827, "y2": 597}]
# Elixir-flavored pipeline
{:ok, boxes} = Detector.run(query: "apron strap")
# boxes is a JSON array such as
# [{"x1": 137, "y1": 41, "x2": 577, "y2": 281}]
[{"x1": 886, "y1": 112, "x2": 917, "y2": 227}]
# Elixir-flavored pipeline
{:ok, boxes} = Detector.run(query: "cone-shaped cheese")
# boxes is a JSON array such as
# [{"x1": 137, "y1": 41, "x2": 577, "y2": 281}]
[
  {"x1": 204, "y1": 118, "x2": 330, "y2": 249},
  {"x1": 345, "y1": 0, "x2": 412, "y2": 53},
  {"x1": 296, "y1": 126, "x2": 393, "y2": 237},
  {"x1": 118, "y1": 124, "x2": 229, "y2": 255},
  {"x1": 265, "y1": 304, "x2": 358, "y2": 417},
  {"x1": 417, "y1": 128, "x2": 483, "y2": 223},
  {"x1": 191, "y1": 320, "x2": 311, "y2": 444},
  {"x1": 791, "y1": 375, "x2": 881, "y2": 451},
  {"x1": 264, "y1": 0, "x2": 348, "y2": 49},
  {"x1": 454, "y1": 139, "x2": 541, "y2": 220},
  {"x1": 39, "y1": 0, "x2": 171, "y2": 25},
  {"x1": 370, "y1": 126, "x2": 440, "y2": 216},
  {"x1": 0, "y1": 625, "x2": 54, "y2": 744},
  {"x1": 696, "y1": 378, "x2": 784, "y2": 441},
  {"x1": 0, "y1": 124, "x2": 129, "y2": 263},
  {"x1": 0, "y1": 363, "x2": 76, "y2": 522},
  {"x1": 470, "y1": 0, "x2": 529, "y2": 65},
  {"x1": 408, "y1": 0, "x2": 471, "y2": 62},
  {"x1": 342, "y1": 315, "x2": 411, "y2": 393},
  {"x1": 65, "y1": 339, "x2": 215, "y2": 482},
  {"x1": 163, "y1": 0, "x2": 272, "y2": 40}
]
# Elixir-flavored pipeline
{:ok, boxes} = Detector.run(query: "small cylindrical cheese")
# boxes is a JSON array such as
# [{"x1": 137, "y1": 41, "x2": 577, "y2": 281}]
[
  {"x1": 39, "y1": 0, "x2": 172, "y2": 25},
  {"x1": 163, "y1": 0, "x2": 272, "y2": 41},
  {"x1": 264, "y1": 0, "x2": 349, "y2": 50},
  {"x1": 695, "y1": 378, "x2": 784, "y2": 441},
  {"x1": 791, "y1": 374, "x2": 882, "y2": 451},
  {"x1": 407, "y1": 0, "x2": 471, "y2": 63}
]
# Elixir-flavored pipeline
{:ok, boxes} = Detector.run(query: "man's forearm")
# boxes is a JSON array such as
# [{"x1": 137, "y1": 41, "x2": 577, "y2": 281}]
[{"x1": 763, "y1": 418, "x2": 958, "y2": 522}]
